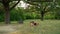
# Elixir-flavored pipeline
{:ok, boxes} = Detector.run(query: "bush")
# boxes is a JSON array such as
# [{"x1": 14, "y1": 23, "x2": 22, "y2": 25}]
[{"x1": 0, "y1": 10, "x2": 4, "y2": 22}]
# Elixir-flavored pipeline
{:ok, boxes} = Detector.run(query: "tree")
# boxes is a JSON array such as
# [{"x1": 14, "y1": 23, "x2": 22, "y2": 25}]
[
  {"x1": 24, "y1": 0, "x2": 60, "y2": 20},
  {"x1": 0, "y1": 0, "x2": 20, "y2": 24}
]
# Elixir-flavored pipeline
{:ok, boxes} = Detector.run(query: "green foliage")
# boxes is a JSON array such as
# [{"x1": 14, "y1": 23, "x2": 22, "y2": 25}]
[
  {"x1": 0, "y1": 0, "x2": 60, "y2": 22},
  {"x1": 10, "y1": 8, "x2": 26, "y2": 21},
  {"x1": 44, "y1": 12, "x2": 55, "y2": 19},
  {"x1": 55, "y1": 11, "x2": 60, "y2": 19},
  {"x1": 0, "y1": 7, "x2": 60, "y2": 22},
  {"x1": 0, "y1": 11, "x2": 4, "y2": 22},
  {"x1": 10, "y1": 9, "x2": 18, "y2": 21}
]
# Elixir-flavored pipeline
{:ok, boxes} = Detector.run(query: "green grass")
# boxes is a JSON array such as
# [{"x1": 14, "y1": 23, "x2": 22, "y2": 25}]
[
  {"x1": 16, "y1": 19, "x2": 60, "y2": 34},
  {"x1": 0, "y1": 19, "x2": 60, "y2": 34}
]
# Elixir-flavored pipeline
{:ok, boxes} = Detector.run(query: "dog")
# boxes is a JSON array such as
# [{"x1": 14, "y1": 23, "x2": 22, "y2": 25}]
[{"x1": 30, "y1": 21, "x2": 39, "y2": 26}]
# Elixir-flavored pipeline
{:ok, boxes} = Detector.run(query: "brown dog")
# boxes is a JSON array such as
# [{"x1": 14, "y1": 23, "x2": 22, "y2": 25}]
[{"x1": 30, "y1": 21, "x2": 38, "y2": 26}]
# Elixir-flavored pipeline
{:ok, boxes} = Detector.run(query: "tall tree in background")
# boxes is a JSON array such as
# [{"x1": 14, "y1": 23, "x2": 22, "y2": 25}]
[
  {"x1": 24, "y1": 0, "x2": 60, "y2": 20},
  {"x1": 0, "y1": 0, "x2": 20, "y2": 24}
]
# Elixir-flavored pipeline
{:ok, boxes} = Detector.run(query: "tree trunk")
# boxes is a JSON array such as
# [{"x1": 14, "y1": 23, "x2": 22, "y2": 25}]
[
  {"x1": 18, "y1": 17, "x2": 23, "y2": 24},
  {"x1": 41, "y1": 11, "x2": 44, "y2": 21},
  {"x1": 19, "y1": 19, "x2": 23, "y2": 24},
  {"x1": 5, "y1": 8, "x2": 10, "y2": 24},
  {"x1": 41, "y1": 13, "x2": 44, "y2": 21},
  {"x1": 2, "y1": 0, "x2": 20, "y2": 24},
  {"x1": 2, "y1": 0, "x2": 10, "y2": 24}
]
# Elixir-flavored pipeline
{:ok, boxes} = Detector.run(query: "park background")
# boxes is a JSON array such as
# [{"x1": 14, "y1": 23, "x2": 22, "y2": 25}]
[{"x1": 0, "y1": 0, "x2": 60, "y2": 34}]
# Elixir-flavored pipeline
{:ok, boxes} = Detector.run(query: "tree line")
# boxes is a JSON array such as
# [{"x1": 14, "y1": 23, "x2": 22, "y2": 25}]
[{"x1": 0, "y1": 0, "x2": 60, "y2": 24}]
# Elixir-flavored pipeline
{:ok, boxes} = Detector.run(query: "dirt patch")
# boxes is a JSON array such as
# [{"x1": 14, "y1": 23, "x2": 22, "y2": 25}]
[{"x1": 0, "y1": 24, "x2": 23, "y2": 34}]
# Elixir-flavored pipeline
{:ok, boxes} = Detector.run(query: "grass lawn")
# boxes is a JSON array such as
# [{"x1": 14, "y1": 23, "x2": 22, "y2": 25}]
[{"x1": 0, "y1": 19, "x2": 60, "y2": 34}]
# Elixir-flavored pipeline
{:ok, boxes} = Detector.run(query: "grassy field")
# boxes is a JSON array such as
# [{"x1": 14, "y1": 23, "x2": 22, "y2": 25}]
[{"x1": 0, "y1": 19, "x2": 60, "y2": 34}]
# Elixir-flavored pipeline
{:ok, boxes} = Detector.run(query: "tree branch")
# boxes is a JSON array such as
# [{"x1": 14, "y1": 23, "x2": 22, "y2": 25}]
[
  {"x1": 26, "y1": 1, "x2": 40, "y2": 6},
  {"x1": 10, "y1": 0, "x2": 20, "y2": 11},
  {"x1": 0, "y1": 0, "x2": 2, "y2": 3},
  {"x1": 43, "y1": 6, "x2": 49, "y2": 13}
]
